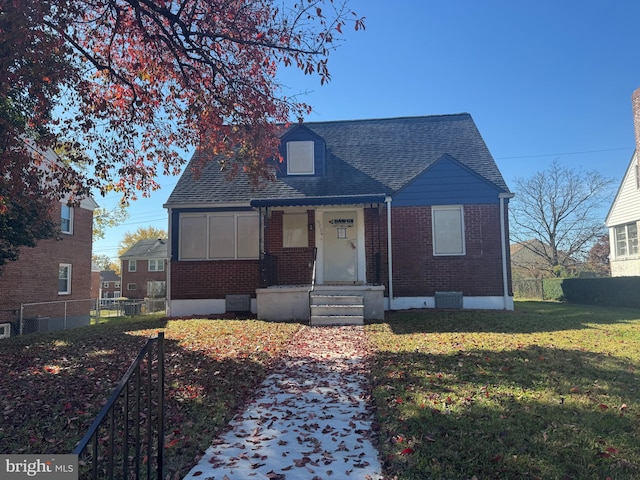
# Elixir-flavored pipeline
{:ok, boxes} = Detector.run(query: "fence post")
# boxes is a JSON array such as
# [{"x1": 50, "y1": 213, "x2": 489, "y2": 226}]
[{"x1": 157, "y1": 332, "x2": 165, "y2": 480}]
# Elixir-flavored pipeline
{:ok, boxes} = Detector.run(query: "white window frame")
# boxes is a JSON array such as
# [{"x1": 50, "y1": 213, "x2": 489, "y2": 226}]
[
  {"x1": 432, "y1": 205, "x2": 466, "y2": 256},
  {"x1": 61, "y1": 205, "x2": 73, "y2": 234},
  {"x1": 128, "y1": 260, "x2": 137, "y2": 272},
  {"x1": 614, "y1": 222, "x2": 639, "y2": 257},
  {"x1": 114, "y1": 282, "x2": 120, "y2": 289},
  {"x1": 127, "y1": 283, "x2": 136, "y2": 291},
  {"x1": 148, "y1": 259, "x2": 165, "y2": 272},
  {"x1": 179, "y1": 212, "x2": 259, "y2": 261},
  {"x1": 287, "y1": 141, "x2": 315, "y2": 175},
  {"x1": 103, "y1": 281, "x2": 110, "y2": 289},
  {"x1": 114, "y1": 291, "x2": 121, "y2": 298},
  {"x1": 58, "y1": 263, "x2": 72, "y2": 295}
]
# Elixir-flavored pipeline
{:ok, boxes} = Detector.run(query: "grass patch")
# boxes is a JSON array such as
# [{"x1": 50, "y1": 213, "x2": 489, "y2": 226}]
[
  {"x1": 0, "y1": 314, "x2": 301, "y2": 478},
  {"x1": 366, "y1": 301, "x2": 640, "y2": 480}
]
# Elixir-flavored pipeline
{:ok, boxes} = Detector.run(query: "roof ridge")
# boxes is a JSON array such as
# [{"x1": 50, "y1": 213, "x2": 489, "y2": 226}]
[{"x1": 298, "y1": 113, "x2": 471, "y2": 127}]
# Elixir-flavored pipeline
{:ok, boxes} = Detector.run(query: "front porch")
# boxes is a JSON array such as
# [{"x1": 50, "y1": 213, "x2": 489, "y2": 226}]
[{"x1": 256, "y1": 284, "x2": 385, "y2": 322}]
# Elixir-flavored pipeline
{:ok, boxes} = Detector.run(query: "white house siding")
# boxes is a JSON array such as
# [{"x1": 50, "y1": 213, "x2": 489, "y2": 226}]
[
  {"x1": 607, "y1": 153, "x2": 640, "y2": 276},
  {"x1": 607, "y1": 154, "x2": 640, "y2": 227},
  {"x1": 610, "y1": 257, "x2": 640, "y2": 277}
]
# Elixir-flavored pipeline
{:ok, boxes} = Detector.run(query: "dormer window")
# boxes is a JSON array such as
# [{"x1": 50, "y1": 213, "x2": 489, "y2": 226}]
[{"x1": 287, "y1": 141, "x2": 314, "y2": 175}]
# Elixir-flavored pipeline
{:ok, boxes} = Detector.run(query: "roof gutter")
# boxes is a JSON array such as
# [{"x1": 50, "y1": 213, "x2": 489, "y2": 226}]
[
  {"x1": 386, "y1": 196, "x2": 393, "y2": 310},
  {"x1": 250, "y1": 194, "x2": 387, "y2": 208},
  {"x1": 499, "y1": 192, "x2": 515, "y2": 310}
]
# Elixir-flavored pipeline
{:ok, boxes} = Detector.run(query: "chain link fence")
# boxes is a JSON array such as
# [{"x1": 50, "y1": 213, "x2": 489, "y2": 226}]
[{"x1": 0, "y1": 298, "x2": 167, "y2": 338}]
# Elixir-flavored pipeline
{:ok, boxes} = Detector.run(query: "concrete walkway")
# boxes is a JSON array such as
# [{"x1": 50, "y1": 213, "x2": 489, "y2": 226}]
[{"x1": 183, "y1": 325, "x2": 384, "y2": 480}]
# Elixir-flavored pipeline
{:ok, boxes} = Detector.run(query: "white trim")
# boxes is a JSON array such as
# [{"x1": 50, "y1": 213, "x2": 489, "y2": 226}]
[
  {"x1": 58, "y1": 263, "x2": 72, "y2": 295},
  {"x1": 499, "y1": 192, "x2": 515, "y2": 309},
  {"x1": 389, "y1": 296, "x2": 513, "y2": 311},
  {"x1": 169, "y1": 298, "x2": 257, "y2": 317},
  {"x1": 385, "y1": 196, "x2": 393, "y2": 309},
  {"x1": 166, "y1": 207, "x2": 172, "y2": 316},
  {"x1": 60, "y1": 204, "x2": 73, "y2": 234},
  {"x1": 286, "y1": 140, "x2": 315, "y2": 175},
  {"x1": 178, "y1": 211, "x2": 259, "y2": 260},
  {"x1": 432, "y1": 205, "x2": 466, "y2": 256}
]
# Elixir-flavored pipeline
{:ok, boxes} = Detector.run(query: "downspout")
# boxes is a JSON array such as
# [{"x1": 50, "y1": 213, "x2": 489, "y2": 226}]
[
  {"x1": 385, "y1": 196, "x2": 393, "y2": 310},
  {"x1": 166, "y1": 207, "x2": 172, "y2": 316},
  {"x1": 499, "y1": 193, "x2": 515, "y2": 309}
]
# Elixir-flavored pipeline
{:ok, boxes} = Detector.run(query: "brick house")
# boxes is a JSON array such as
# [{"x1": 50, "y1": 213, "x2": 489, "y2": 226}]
[
  {"x1": 120, "y1": 239, "x2": 168, "y2": 299},
  {"x1": 99, "y1": 270, "x2": 121, "y2": 299},
  {"x1": 0, "y1": 196, "x2": 98, "y2": 334},
  {"x1": 606, "y1": 88, "x2": 640, "y2": 276},
  {"x1": 164, "y1": 114, "x2": 514, "y2": 323}
]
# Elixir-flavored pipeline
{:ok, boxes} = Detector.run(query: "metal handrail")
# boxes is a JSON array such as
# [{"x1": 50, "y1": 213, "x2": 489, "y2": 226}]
[
  {"x1": 308, "y1": 248, "x2": 318, "y2": 324},
  {"x1": 73, "y1": 332, "x2": 165, "y2": 479}
]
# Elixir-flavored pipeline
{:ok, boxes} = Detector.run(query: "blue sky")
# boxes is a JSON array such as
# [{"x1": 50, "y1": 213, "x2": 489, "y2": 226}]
[{"x1": 92, "y1": 0, "x2": 640, "y2": 260}]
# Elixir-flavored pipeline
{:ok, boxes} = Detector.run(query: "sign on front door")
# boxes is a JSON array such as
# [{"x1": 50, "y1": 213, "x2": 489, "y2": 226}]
[{"x1": 323, "y1": 211, "x2": 357, "y2": 283}]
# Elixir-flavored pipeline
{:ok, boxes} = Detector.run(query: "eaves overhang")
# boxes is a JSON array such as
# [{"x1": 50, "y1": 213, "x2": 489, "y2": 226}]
[{"x1": 249, "y1": 194, "x2": 387, "y2": 208}]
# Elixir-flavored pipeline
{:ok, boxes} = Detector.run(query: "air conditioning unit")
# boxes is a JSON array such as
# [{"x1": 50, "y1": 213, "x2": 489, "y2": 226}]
[
  {"x1": 0, "y1": 323, "x2": 11, "y2": 339},
  {"x1": 435, "y1": 291, "x2": 463, "y2": 309}
]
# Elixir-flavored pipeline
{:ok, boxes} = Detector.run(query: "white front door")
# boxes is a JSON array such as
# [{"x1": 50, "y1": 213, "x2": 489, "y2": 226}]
[{"x1": 322, "y1": 211, "x2": 358, "y2": 283}]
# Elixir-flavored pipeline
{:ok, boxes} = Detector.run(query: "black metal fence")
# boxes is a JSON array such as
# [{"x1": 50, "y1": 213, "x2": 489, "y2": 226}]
[
  {"x1": 73, "y1": 333, "x2": 165, "y2": 479},
  {"x1": 259, "y1": 252, "x2": 278, "y2": 287}
]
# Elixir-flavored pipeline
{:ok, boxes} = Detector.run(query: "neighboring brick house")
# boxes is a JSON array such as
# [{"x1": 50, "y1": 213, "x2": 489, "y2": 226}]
[
  {"x1": 606, "y1": 88, "x2": 640, "y2": 276},
  {"x1": 164, "y1": 114, "x2": 514, "y2": 321},
  {"x1": 120, "y1": 239, "x2": 167, "y2": 299},
  {"x1": 90, "y1": 261, "x2": 101, "y2": 300},
  {"x1": 0, "y1": 196, "x2": 98, "y2": 333},
  {"x1": 100, "y1": 270, "x2": 121, "y2": 299}
]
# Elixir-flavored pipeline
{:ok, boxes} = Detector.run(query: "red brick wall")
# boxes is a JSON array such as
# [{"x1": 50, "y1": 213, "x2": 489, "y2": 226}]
[
  {"x1": 171, "y1": 260, "x2": 259, "y2": 299},
  {"x1": 390, "y1": 204, "x2": 508, "y2": 297},
  {"x1": 265, "y1": 210, "x2": 316, "y2": 285},
  {"x1": 169, "y1": 204, "x2": 512, "y2": 301},
  {"x1": 0, "y1": 203, "x2": 94, "y2": 323},
  {"x1": 120, "y1": 259, "x2": 167, "y2": 299}
]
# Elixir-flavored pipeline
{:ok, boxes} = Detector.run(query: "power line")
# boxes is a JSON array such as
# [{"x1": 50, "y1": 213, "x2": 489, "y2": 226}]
[{"x1": 496, "y1": 146, "x2": 632, "y2": 160}]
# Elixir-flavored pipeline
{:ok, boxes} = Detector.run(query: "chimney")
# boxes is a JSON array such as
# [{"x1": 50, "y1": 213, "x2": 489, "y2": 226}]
[{"x1": 632, "y1": 88, "x2": 640, "y2": 151}]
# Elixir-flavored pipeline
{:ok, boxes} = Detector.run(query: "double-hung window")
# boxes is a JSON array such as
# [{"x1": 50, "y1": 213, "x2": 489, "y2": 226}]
[
  {"x1": 61, "y1": 205, "x2": 73, "y2": 234},
  {"x1": 58, "y1": 264, "x2": 72, "y2": 294},
  {"x1": 432, "y1": 206, "x2": 466, "y2": 256},
  {"x1": 128, "y1": 260, "x2": 137, "y2": 272},
  {"x1": 148, "y1": 259, "x2": 165, "y2": 271},
  {"x1": 614, "y1": 223, "x2": 639, "y2": 257},
  {"x1": 179, "y1": 213, "x2": 259, "y2": 260}
]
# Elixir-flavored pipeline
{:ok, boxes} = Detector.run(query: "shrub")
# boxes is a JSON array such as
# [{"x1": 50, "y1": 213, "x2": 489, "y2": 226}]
[{"x1": 561, "y1": 277, "x2": 640, "y2": 308}]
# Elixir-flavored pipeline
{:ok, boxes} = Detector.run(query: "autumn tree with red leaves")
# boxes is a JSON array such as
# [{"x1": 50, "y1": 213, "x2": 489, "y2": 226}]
[{"x1": 0, "y1": 0, "x2": 364, "y2": 266}]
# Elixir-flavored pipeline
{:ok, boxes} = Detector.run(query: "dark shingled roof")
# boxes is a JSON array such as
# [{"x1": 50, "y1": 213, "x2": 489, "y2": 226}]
[
  {"x1": 100, "y1": 270, "x2": 120, "y2": 282},
  {"x1": 165, "y1": 114, "x2": 509, "y2": 207},
  {"x1": 120, "y1": 239, "x2": 168, "y2": 259}
]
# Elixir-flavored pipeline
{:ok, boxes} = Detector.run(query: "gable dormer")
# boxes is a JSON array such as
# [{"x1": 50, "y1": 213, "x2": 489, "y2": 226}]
[{"x1": 277, "y1": 124, "x2": 326, "y2": 177}]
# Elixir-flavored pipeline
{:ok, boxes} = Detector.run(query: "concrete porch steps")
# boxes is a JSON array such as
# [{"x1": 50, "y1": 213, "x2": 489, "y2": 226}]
[{"x1": 309, "y1": 294, "x2": 364, "y2": 326}]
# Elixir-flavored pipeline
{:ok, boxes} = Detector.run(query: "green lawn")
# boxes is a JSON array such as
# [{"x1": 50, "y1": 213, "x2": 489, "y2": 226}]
[
  {"x1": 0, "y1": 314, "x2": 302, "y2": 478},
  {"x1": 1, "y1": 302, "x2": 639, "y2": 480},
  {"x1": 366, "y1": 301, "x2": 640, "y2": 480}
]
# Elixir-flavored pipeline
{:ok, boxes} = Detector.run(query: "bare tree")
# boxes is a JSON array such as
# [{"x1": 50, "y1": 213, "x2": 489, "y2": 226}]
[{"x1": 510, "y1": 161, "x2": 614, "y2": 277}]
